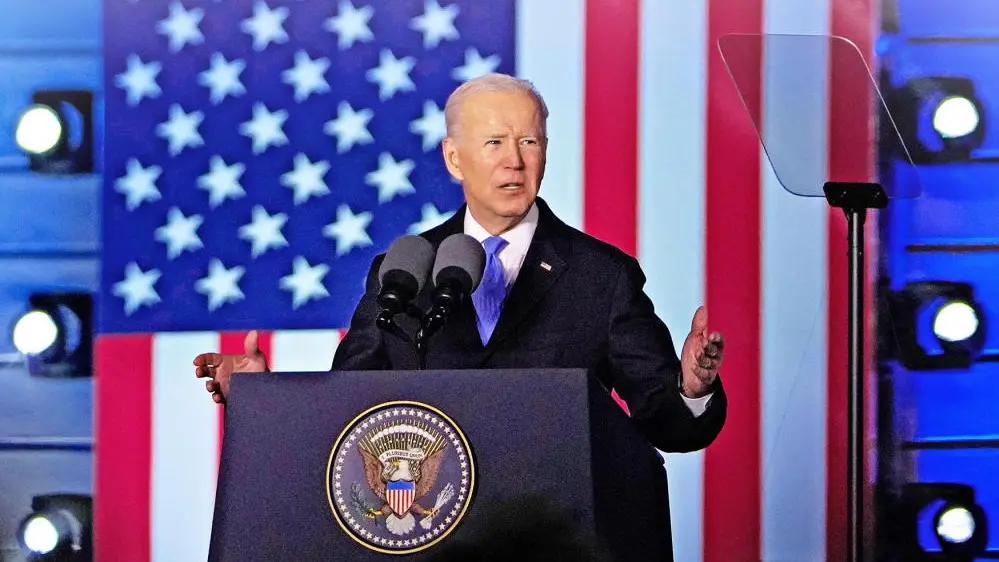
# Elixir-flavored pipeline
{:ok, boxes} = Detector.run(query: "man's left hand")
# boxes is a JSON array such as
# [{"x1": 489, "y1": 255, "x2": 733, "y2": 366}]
[{"x1": 680, "y1": 306, "x2": 725, "y2": 398}]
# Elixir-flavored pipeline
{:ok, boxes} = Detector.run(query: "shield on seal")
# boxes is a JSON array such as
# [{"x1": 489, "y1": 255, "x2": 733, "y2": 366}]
[{"x1": 385, "y1": 480, "x2": 416, "y2": 516}]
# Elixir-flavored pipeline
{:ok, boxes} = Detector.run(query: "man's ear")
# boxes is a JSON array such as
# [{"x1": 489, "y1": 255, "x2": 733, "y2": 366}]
[{"x1": 441, "y1": 137, "x2": 463, "y2": 181}]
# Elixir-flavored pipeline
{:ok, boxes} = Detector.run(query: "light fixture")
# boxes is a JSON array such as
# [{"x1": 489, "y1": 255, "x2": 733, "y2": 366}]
[
  {"x1": 17, "y1": 494, "x2": 92, "y2": 562},
  {"x1": 10, "y1": 292, "x2": 93, "y2": 378},
  {"x1": 884, "y1": 281, "x2": 987, "y2": 370},
  {"x1": 16, "y1": 105, "x2": 64, "y2": 156},
  {"x1": 12, "y1": 309, "x2": 60, "y2": 356},
  {"x1": 936, "y1": 504, "x2": 977, "y2": 545},
  {"x1": 932, "y1": 301, "x2": 979, "y2": 344},
  {"x1": 889, "y1": 77, "x2": 986, "y2": 163},
  {"x1": 932, "y1": 96, "x2": 980, "y2": 140},
  {"x1": 894, "y1": 483, "x2": 988, "y2": 562},
  {"x1": 14, "y1": 90, "x2": 94, "y2": 175}
]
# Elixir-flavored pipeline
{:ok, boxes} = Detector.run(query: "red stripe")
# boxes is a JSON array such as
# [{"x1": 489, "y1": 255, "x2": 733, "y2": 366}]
[
  {"x1": 703, "y1": 1, "x2": 764, "y2": 561},
  {"x1": 583, "y1": 0, "x2": 640, "y2": 415},
  {"x1": 583, "y1": 0, "x2": 639, "y2": 258},
  {"x1": 94, "y1": 334, "x2": 153, "y2": 562},
  {"x1": 827, "y1": 1, "x2": 876, "y2": 560},
  {"x1": 218, "y1": 331, "x2": 273, "y2": 461}
]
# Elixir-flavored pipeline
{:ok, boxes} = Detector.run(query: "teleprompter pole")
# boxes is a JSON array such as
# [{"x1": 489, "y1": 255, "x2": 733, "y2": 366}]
[{"x1": 823, "y1": 181, "x2": 888, "y2": 562}]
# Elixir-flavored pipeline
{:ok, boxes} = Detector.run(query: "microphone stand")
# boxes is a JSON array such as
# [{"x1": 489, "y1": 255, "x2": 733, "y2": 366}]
[
  {"x1": 415, "y1": 284, "x2": 465, "y2": 371},
  {"x1": 414, "y1": 328, "x2": 430, "y2": 370},
  {"x1": 377, "y1": 304, "x2": 439, "y2": 370},
  {"x1": 375, "y1": 285, "x2": 430, "y2": 346},
  {"x1": 375, "y1": 309, "x2": 412, "y2": 343}
]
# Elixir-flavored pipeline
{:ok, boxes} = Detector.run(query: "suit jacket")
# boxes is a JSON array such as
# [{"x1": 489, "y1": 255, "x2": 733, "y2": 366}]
[
  {"x1": 331, "y1": 197, "x2": 726, "y2": 454},
  {"x1": 331, "y1": 197, "x2": 724, "y2": 560}
]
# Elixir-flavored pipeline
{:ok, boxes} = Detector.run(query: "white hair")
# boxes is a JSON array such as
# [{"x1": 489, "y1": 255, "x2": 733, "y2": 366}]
[{"x1": 444, "y1": 73, "x2": 549, "y2": 139}]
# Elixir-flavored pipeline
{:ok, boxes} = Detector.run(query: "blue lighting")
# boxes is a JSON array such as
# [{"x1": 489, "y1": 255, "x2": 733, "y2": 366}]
[{"x1": 879, "y1": 0, "x2": 999, "y2": 556}]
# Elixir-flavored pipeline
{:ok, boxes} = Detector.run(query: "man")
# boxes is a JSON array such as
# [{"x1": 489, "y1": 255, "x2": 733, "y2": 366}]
[{"x1": 194, "y1": 72, "x2": 726, "y2": 554}]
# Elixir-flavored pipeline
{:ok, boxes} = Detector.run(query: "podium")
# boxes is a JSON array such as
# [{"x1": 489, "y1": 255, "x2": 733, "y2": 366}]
[{"x1": 207, "y1": 368, "x2": 675, "y2": 561}]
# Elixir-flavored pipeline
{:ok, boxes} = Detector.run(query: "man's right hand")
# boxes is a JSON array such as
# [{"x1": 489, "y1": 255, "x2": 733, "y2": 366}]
[{"x1": 193, "y1": 330, "x2": 269, "y2": 404}]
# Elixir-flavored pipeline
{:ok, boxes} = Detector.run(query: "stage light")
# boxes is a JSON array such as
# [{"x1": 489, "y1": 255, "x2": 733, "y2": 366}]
[
  {"x1": 933, "y1": 301, "x2": 979, "y2": 344},
  {"x1": 894, "y1": 483, "x2": 988, "y2": 562},
  {"x1": 12, "y1": 309, "x2": 60, "y2": 355},
  {"x1": 16, "y1": 105, "x2": 64, "y2": 155},
  {"x1": 21, "y1": 514, "x2": 61, "y2": 555},
  {"x1": 936, "y1": 504, "x2": 976, "y2": 544},
  {"x1": 889, "y1": 77, "x2": 986, "y2": 163},
  {"x1": 884, "y1": 281, "x2": 987, "y2": 370},
  {"x1": 10, "y1": 292, "x2": 93, "y2": 378},
  {"x1": 17, "y1": 494, "x2": 92, "y2": 562},
  {"x1": 13, "y1": 90, "x2": 94, "y2": 175},
  {"x1": 932, "y1": 96, "x2": 980, "y2": 140}
]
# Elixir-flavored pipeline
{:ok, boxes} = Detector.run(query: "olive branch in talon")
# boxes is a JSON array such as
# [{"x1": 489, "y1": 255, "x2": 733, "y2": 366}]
[{"x1": 350, "y1": 482, "x2": 381, "y2": 524}]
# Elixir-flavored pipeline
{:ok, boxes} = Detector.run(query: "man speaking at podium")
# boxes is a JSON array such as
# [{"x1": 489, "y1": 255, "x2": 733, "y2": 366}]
[{"x1": 194, "y1": 72, "x2": 727, "y2": 544}]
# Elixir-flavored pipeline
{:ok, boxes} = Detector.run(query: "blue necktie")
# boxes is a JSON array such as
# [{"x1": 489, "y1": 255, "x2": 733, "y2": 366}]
[{"x1": 472, "y1": 235, "x2": 509, "y2": 345}]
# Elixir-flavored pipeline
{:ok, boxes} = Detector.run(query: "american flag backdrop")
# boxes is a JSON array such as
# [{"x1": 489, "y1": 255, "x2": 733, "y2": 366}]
[{"x1": 94, "y1": 0, "x2": 878, "y2": 561}]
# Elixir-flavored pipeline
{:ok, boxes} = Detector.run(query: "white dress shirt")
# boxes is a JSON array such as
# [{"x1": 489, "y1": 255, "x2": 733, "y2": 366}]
[
  {"x1": 463, "y1": 202, "x2": 539, "y2": 289},
  {"x1": 463, "y1": 203, "x2": 713, "y2": 418}
]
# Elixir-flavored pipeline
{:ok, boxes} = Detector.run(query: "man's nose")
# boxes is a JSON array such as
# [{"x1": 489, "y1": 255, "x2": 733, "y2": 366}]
[{"x1": 501, "y1": 142, "x2": 525, "y2": 169}]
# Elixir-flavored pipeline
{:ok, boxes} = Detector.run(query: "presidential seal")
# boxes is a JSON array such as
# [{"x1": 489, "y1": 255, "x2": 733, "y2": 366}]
[{"x1": 326, "y1": 401, "x2": 475, "y2": 555}]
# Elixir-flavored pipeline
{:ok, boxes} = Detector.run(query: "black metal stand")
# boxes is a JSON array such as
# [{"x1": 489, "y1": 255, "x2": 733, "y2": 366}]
[
  {"x1": 415, "y1": 328, "x2": 429, "y2": 370},
  {"x1": 823, "y1": 181, "x2": 888, "y2": 562},
  {"x1": 376, "y1": 306, "x2": 431, "y2": 370},
  {"x1": 375, "y1": 310, "x2": 411, "y2": 344},
  {"x1": 377, "y1": 293, "x2": 464, "y2": 371},
  {"x1": 414, "y1": 287, "x2": 465, "y2": 371}
]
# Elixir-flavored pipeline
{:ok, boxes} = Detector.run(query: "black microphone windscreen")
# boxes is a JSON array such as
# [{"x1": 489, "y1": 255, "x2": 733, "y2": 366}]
[
  {"x1": 433, "y1": 234, "x2": 486, "y2": 294},
  {"x1": 377, "y1": 235, "x2": 435, "y2": 298}
]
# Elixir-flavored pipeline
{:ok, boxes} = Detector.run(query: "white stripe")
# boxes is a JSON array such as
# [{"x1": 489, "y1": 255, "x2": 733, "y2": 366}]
[
  {"x1": 151, "y1": 332, "x2": 221, "y2": 562},
  {"x1": 270, "y1": 329, "x2": 343, "y2": 372},
  {"x1": 515, "y1": 0, "x2": 585, "y2": 230},
  {"x1": 638, "y1": 0, "x2": 708, "y2": 560},
  {"x1": 760, "y1": 3, "x2": 831, "y2": 561}
]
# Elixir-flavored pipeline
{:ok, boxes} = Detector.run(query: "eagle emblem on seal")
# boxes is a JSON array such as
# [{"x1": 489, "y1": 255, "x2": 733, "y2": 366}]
[
  {"x1": 328, "y1": 401, "x2": 473, "y2": 554},
  {"x1": 354, "y1": 420, "x2": 456, "y2": 536}
]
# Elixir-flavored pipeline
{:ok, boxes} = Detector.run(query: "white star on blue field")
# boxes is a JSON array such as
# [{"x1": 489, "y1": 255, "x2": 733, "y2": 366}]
[{"x1": 102, "y1": 0, "x2": 516, "y2": 332}]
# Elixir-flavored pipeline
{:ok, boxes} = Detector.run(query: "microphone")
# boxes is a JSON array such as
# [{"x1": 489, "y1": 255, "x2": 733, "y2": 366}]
[
  {"x1": 375, "y1": 235, "x2": 435, "y2": 342},
  {"x1": 416, "y1": 234, "x2": 486, "y2": 361}
]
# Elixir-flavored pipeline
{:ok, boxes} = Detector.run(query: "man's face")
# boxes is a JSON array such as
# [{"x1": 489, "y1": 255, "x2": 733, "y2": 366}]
[{"x1": 441, "y1": 89, "x2": 547, "y2": 234}]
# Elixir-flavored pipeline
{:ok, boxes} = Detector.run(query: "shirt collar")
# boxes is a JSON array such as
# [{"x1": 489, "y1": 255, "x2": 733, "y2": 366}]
[{"x1": 463, "y1": 202, "x2": 539, "y2": 253}]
